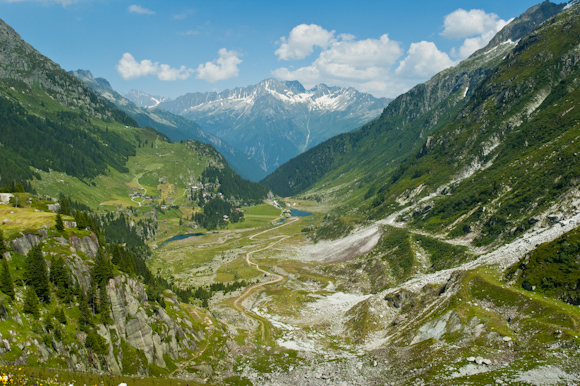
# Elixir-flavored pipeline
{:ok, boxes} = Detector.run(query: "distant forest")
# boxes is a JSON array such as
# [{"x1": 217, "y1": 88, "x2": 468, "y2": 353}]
[
  {"x1": 0, "y1": 96, "x2": 135, "y2": 189},
  {"x1": 201, "y1": 166, "x2": 268, "y2": 203}
]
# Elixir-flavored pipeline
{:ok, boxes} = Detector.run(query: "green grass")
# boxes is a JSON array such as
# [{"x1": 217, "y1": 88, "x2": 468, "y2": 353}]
[{"x1": 32, "y1": 138, "x2": 215, "y2": 209}]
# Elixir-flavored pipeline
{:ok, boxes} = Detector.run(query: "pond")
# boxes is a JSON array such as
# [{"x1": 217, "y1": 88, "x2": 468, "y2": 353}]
[
  {"x1": 290, "y1": 208, "x2": 312, "y2": 217},
  {"x1": 161, "y1": 233, "x2": 204, "y2": 246}
]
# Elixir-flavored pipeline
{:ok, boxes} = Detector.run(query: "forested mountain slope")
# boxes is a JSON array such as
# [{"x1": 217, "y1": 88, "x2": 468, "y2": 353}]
[{"x1": 262, "y1": 1, "x2": 565, "y2": 201}]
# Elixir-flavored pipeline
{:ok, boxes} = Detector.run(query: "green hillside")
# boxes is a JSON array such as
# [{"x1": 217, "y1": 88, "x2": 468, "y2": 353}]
[
  {"x1": 3, "y1": 3, "x2": 580, "y2": 386},
  {"x1": 262, "y1": 1, "x2": 565, "y2": 205}
]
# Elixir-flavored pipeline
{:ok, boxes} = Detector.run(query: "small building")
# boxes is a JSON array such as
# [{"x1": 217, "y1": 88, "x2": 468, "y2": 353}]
[{"x1": 223, "y1": 215, "x2": 229, "y2": 221}]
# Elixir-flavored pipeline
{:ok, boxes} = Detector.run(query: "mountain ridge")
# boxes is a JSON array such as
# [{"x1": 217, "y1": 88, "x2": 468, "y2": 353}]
[
  {"x1": 72, "y1": 69, "x2": 267, "y2": 181},
  {"x1": 126, "y1": 79, "x2": 390, "y2": 174}
]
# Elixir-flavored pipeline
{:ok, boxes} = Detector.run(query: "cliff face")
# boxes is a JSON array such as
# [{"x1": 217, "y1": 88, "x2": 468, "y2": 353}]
[{"x1": 1, "y1": 230, "x2": 205, "y2": 376}]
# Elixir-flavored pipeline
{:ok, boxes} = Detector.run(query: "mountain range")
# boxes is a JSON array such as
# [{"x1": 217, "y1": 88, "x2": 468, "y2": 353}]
[
  {"x1": 126, "y1": 79, "x2": 390, "y2": 174},
  {"x1": 71, "y1": 69, "x2": 266, "y2": 182}
]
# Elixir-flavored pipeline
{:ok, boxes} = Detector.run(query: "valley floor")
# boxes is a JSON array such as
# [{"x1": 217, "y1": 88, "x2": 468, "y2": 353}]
[{"x1": 150, "y1": 200, "x2": 580, "y2": 385}]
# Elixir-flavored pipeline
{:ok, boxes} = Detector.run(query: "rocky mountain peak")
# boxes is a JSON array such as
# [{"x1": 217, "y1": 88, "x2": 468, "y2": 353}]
[{"x1": 472, "y1": 0, "x2": 566, "y2": 57}]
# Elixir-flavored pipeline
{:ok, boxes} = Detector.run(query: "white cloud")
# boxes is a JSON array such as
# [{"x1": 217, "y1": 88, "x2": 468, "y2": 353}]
[
  {"x1": 441, "y1": 9, "x2": 502, "y2": 39},
  {"x1": 396, "y1": 41, "x2": 455, "y2": 79},
  {"x1": 196, "y1": 48, "x2": 242, "y2": 83},
  {"x1": 273, "y1": 33, "x2": 403, "y2": 95},
  {"x1": 116, "y1": 53, "x2": 194, "y2": 81},
  {"x1": 173, "y1": 9, "x2": 195, "y2": 20},
  {"x1": 128, "y1": 5, "x2": 155, "y2": 15},
  {"x1": 275, "y1": 24, "x2": 335, "y2": 61},
  {"x1": 441, "y1": 9, "x2": 512, "y2": 59}
]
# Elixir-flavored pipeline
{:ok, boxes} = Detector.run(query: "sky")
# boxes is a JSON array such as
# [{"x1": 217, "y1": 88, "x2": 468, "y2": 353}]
[{"x1": 0, "y1": 0, "x2": 556, "y2": 99}]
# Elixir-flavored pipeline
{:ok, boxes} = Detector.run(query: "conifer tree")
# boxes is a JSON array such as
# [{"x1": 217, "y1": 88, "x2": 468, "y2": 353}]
[
  {"x1": 23, "y1": 286, "x2": 40, "y2": 317},
  {"x1": 50, "y1": 256, "x2": 71, "y2": 300},
  {"x1": 99, "y1": 284, "x2": 113, "y2": 325},
  {"x1": 0, "y1": 229, "x2": 6, "y2": 256},
  {"x1": 24, "y1": 244, "x2": 50, "y2": 302},
  {"x1": 55, "y1": 213, "x2": 65, "y2": 231},
  {"x1": 78, "y1": 291, "x2": 93, "y2": 331},
  {"x1": 0, "y1": 259, "x2": 14, "y2": 300},
  {"x1": 92, "y1": 249, "x2": 113, "y2": 287},
  {"x1": 57, "y1": 195, "x2": 71, "y2": 216},
  {"x1": 87, "y1": 279, "x2": 98, "y2": 315},
  {"x1": 54, "y1": 308, "x2": 67, "y2": 325}
]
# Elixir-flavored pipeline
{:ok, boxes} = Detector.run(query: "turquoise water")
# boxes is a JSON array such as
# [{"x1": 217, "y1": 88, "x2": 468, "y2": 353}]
[
  {"x1": 161, "y1": 233, "x2": 204, "y2": 246},
  {"x1": 290, "y1": 209, "x2": 312, "y2": 217}
]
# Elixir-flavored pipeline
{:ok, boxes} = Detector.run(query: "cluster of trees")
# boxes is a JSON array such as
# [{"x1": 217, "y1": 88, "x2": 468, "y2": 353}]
[
  {"x1": 172, "y1": 280, "x2": 251, "y2": 308},
  {"x1": 192, "y1": 198, "x2": 244, "y2": 231},
  {"x1": 201, "y1": 166, "x2": 268, "y2": 203},
  {"x1": 98, "y1": 213, "x2": 156, "y2": 257},
  {"x1": 511, "y1": 228, "x2": 580, "y2": 305},
  {"x1": 0, "y1": 180, "x2": 33, "y2": 194}
]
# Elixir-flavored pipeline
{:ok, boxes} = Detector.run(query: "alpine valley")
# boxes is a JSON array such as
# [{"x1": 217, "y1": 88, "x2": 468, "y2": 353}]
[
  {"x1": 1, "y1": 2, "x2": 580, "y2": 386},
  {"x1": 126, "y1": 79, "x2": 391, "y2": 175}
]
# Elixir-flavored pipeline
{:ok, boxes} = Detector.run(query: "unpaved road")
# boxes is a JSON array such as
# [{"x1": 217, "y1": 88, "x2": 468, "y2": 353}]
[{"x1": 232, "y1": 217, "x2": 300, "y2": 340}]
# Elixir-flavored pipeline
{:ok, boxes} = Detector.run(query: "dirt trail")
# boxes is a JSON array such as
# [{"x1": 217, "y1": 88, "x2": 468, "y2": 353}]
[
  {"x1": 130, "y1": 174, "x2": 147, "y2": 207},
  {"x1": 169, "y1": 339, "x2": 210, "y2": 376},
  {"x1": 232, "y1": 217, "x2": 300, "y2": 340}
]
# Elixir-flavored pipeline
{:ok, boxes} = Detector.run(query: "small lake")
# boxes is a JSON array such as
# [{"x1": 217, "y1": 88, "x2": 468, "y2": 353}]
[
  {"x1": 161, "y1": 233, "x2": 204, "y2": 246},
  {"x1": 290, "y1": 208, "x2": 312, "y2": 217}
]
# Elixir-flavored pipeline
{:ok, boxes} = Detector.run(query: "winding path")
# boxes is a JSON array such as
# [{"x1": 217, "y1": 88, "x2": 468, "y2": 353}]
[
  {"x1": 232, "y1": 217, "x2": 300, "y2": 340},
  {"x1": 130, "y1": 174, "x2": 147, "y2": 207}
]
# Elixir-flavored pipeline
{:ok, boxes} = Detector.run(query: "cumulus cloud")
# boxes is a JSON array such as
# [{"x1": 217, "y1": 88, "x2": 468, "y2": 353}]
[
  {"x1": 396, "y1": 41, "x2": 455, "y2": 79},
  {"x1": 442, "y1": 9, "x2": 511, "y2": 59},
  {"x1": 441, "y1": 9, "x2": 502, "y2": 39},
  {"x1": 128, "y1": 5, "x2": 155, "y2": 15},
  {"x1": 275, "y1": 24, "x2": 335, "y2": 61},
  {"x1": 273, "y1": 33, "x2": 403, "y2": 95},
  {"x1": 116, "y1": 53, "x2": 194, "y2": 81},
  {"x1": 196, "y1": 48, "x2": 242, "y2": 83}
]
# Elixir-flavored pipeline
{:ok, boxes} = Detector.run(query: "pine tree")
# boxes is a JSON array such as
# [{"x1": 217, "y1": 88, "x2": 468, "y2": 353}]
[
  {"x1": 57, "y1": 195, "x2": 71, "y2": 216},
  {"x1": 0, "y1": 259, "x2": 14, "y2": 300},
  {"x1": 92, "y1": 249, "x2": 113, "y2": 287},
  {"x1": 0, "y1": 229, "x2": 6, "y2": 256},
  {"x1": 24, "y1": 244, "x2": 50, "y2": 302},
  {"x1": 87, "y1": 279, "x2": 98, "y2": 315},
  {"x1": 50, "y1": 256, "x2": 71, "y2": 300},
  {"x1": 78, "y1": 291, "x2": 93, "y2": 331},
  {"x1": 55, "y1": 213, "x2": 65, "y2": 231},
  {"x1": 99, "y1": 284, "x2": 113, "y2": 325},
  {"x1": 23, "y1": 286, "x2": 40, "y2": 317},
  {"x1": 54, "y1": 308, "x2": 67, "y2": 325}
]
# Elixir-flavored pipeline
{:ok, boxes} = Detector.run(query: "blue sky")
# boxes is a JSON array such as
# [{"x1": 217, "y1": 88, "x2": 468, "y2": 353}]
[{"x1": 0, "y1": 0, "x2": 551, "y2": 98}]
